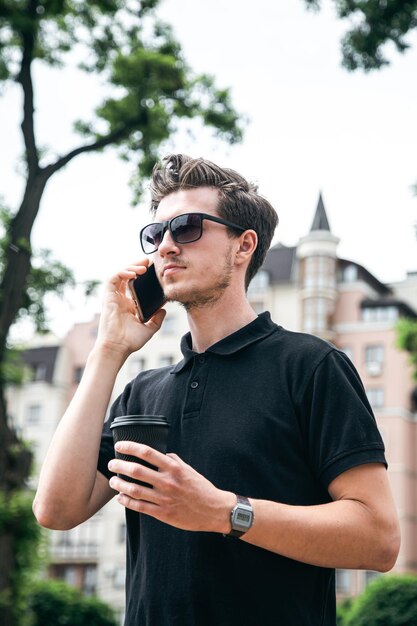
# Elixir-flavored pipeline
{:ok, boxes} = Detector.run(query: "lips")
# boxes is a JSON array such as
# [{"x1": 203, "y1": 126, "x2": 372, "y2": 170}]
[{"x1": 162, "y1": 263, "x2": 185, "y2": 277}]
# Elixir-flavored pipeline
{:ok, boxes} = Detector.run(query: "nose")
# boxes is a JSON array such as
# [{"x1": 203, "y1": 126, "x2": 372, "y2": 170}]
[{"x1": 157, "y1": 226, "x2": 181, "y2": 257}]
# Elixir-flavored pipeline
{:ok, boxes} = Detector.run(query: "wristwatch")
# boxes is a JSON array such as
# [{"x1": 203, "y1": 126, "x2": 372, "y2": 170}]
[{"x1": 227, "y1": 495, "x2": 254, "y2": 538}]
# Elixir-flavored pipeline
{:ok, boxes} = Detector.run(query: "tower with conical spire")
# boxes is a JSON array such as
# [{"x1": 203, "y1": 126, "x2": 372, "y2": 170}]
[{"x1": 296, "y1": 193, "x2": 340, "y2": 341}]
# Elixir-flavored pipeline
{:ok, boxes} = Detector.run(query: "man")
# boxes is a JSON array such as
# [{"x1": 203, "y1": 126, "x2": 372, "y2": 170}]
[{"x1": 34, "y1": 154, "x2": 400, "y2": 626}]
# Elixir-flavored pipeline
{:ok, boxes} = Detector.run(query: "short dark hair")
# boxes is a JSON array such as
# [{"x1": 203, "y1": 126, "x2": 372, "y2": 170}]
[{"x1": 150, "y1": 154, "x2": 278, "y2": 288}]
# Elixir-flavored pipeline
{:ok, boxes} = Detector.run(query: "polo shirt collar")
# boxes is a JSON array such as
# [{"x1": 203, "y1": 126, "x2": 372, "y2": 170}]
[{"x1": 171, "y1": 311, "x2": 277, "y2": 374}]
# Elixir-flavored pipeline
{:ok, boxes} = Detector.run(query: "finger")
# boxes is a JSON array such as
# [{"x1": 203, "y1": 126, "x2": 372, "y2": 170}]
[
  {"x1": 108, "y1": 269, "x2": 137, "y2": 288},
  {"x1": 125, "y1": 260, "x2": 150, "y2": 275},
  {"x1": 129, "y1": 258, "x2": 150, "y2": 269},
  {"x1": 116, "y1": 493, "x2": 162, "y2": 518},
  {"x1": 108, "y1": 458, "x2": 163, "y2": 487},
  {"x1": 107, "y1": 261, "x2": 150, "y2": 289},
  {"x1": 114, "y1": 442, "x2": 173, "y2": 471},
  {"x1": 109, "y1": 475, "x2": 160, "y2": 502}
]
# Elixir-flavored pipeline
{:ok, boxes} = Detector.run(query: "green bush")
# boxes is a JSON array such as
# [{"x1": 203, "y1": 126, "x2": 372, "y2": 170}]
[
  {"x1": 344, "y1": 574, "x2": 417, "y2": 626},
  {"x1": 337, "y1": 596, "x2": 354, "y2": 625},
  {"x1": 28, "y1": 579, "x2": 118, "y2": 626},
  {"x1": 0, "y1": 490, "x2": 43, "y2": 625}
]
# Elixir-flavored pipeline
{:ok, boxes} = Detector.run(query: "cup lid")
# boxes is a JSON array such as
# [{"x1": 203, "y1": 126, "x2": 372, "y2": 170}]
[{"x1": 110, "y1": 415, "x2": 168, "y2": 429}]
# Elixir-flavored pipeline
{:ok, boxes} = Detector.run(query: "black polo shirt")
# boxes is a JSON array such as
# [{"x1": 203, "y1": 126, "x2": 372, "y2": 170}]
[{"x1": 98, "y1": 312, "x2": 386, "y2": 626}]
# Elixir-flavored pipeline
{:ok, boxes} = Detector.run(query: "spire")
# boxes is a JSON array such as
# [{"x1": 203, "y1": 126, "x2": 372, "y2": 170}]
[{"x1": 310, "y1": 192, "x2": 331, "y2": 232}]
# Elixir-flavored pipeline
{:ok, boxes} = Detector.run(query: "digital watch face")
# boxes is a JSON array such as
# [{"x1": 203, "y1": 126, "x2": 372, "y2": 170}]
[
  {"x1": 236, "y1": 510, "x2": 251, "y2": 524},
  {"x1": 232, "y1": 506, "x2": 253, "y2": 532},
  {"x1": 129, "y1": 264, "x2": 166, "y2": 322}
]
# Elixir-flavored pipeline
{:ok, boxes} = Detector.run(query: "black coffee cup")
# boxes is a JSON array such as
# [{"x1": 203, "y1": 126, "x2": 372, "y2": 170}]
[{"x1": 110, "y1": 415, "x2": 169, "y2": 487}]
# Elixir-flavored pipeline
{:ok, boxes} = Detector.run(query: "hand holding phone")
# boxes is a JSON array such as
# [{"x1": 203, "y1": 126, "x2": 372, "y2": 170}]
[{"x1": 128, "y1": 263, "x2": 167, "y2": 323}]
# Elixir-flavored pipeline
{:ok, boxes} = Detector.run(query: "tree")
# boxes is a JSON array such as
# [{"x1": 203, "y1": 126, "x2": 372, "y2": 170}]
[
  {"x1": 304, "y1": 0, "x2": 417, "y2": 71},
  {"x1": 336, "y1": 596, "x2": 354, "y2": 625},
  {"x1": 396, "y1": 317, "x2": 417, "y2": 413},
  {"x1": 397, "y1": 317, "x2": 417, "y2": 381},
  {"x1": 28, "y1": 579, "x2": 118, "y2": 626},
  {"x1": 0, "y1": 1, "x2": 243, "y2": 623},
  {"x1": 342, "y1": 574, "x2": 417, "y2": 626},
  {"x1": 0, "y1": 490, "x2": 42, "y2": 625}
]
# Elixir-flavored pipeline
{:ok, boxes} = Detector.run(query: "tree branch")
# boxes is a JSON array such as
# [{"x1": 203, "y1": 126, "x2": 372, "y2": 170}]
[
  {"x1": 17, "y1": 0, "x2": 39, "y2": 175},
  {"x1": 43, "y1": 123, "x2": 138, "y2": 177}
]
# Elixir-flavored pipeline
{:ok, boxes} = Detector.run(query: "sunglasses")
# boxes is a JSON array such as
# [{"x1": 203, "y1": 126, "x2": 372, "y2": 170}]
[{"x1": 140, "y1": 212, "x2": 247, "y2": 254}]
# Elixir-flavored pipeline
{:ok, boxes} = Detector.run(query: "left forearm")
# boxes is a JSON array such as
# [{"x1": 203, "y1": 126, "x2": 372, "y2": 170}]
[
  {"x1": 108, "y1": 447, "x2": 400, "y2": 572},
  {"x1": 240, "y1": 498, "x2": 398, "y2": 572}
]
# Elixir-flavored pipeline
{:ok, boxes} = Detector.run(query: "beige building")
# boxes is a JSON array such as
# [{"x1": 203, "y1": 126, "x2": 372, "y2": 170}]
[{"x1": 8, "y1": 195, "x2": 417, "y2": 616}]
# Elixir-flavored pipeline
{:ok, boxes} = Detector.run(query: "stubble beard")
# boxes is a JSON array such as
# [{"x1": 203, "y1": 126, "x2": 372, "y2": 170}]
[{"x1": 165, "y1": 251, "x2": 234, "y2": 312}]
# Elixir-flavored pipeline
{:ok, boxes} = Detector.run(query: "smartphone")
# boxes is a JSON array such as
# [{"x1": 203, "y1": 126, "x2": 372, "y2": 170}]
[{"x1": 128, "y1": 263, "x2": 167, "y2": 323}]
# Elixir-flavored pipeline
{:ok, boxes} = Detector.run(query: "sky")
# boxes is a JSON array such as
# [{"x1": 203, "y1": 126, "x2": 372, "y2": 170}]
[{"x1": 1, "y1": 0, "x2": 416, "y2": 337}]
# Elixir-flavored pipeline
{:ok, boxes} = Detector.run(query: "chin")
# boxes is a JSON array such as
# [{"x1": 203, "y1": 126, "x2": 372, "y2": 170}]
[{"x1": 163, "y1": 284, "x2": 190, "y2": 303}]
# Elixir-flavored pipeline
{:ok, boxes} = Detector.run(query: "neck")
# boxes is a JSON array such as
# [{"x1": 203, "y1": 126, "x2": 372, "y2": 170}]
[{"x1": 186, "y1": 291, "x2": 257, "y2": 353}]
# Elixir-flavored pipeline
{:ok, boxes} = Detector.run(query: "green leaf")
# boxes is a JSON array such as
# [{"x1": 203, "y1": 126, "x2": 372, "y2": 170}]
[
  {"x1": 345, "y1": 574, "x2": 417, "y2": 626},
  {"x1": 396, "y1": 317, "x2": 417, "y2": 380}
]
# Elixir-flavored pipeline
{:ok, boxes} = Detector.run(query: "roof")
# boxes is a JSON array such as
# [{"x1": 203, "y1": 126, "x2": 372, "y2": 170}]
[
  {"x1": 338, "y1": 258, "x2": 392, "y2": 296},
  {"x1": 262, "y1": 244, "x2": 297, "y2": 283},
  {"x1": 21, "y1": 345, "x2": 59, "y2": 383},
  {"x1": 361, "y1": 297, "x2": 417, "y2": 318},
  {"x1": 310, "y1": 193, "x2": 331, "y2": 232}
]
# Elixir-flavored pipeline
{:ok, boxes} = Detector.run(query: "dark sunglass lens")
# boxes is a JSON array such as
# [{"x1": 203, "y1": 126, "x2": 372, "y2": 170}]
[
  {"x1": 142, "y1": 224, "x2": 163, "y2": 253},
  {"x1": 172, "y1": 214, "x2": 202, "y2": 243}
]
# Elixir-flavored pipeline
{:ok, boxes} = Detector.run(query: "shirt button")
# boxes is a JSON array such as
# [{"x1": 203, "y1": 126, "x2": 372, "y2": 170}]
[
  {"x1": 190, "y1": 381, "x2": 199, "y2": 389},
  {"x1": 198, "y1": 356, "x2": 205, "y2": 363}
]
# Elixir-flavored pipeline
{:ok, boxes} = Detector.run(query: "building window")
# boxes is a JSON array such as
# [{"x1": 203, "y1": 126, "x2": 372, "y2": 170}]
[
  {"x1": 32, "y1": 362, "x2": 47, "y2": 381},
  {"x1": 362, "y1": 306, "x2": 398, "y2": 323},
  {"x1": 341, "y1": 264, "x2": 358, "y2": 283},
  {"x1": 304, "y1": 297, "x2": 331, "y2": 332},
  {"x1": 248, "y1": 270, "x2": 269, "y2": 293},
  {"x1": 26, "y1": 404, "x2": 42, "y2": 425},
  {"x1": 304, "y1": 256, "x2": 335, "y2": 289},
  {"x1": 113, "y1": 567, "x2": 126, "y2": 589},
  {"x1": 62, "y1": 565, "x2": 78, "y2": 587},
  {"x1": 127, "y1": 358, "x2": 146, "y2": 378},
  {"x1": 365, "y1": 345, "x2": 384, "y2": 376},
  {"x1": 366, "y1": 388, "x2": 384, "y2": 409},
  {"x1": 336, "y1": 569, "x2": 352, "y2": 594},
  {"x1": 57, "y1": 530, "x2": 73, "y2": 547},
  {"x1": 160, "y1": 316, "x2": 176, "y2": 334},
  {"x1": 83, "y1": 565, "x2": 97, "y2": 595}
]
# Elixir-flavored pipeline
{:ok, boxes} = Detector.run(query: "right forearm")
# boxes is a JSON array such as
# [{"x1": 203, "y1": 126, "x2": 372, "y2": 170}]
[
  {"x1": 33, "y1": 345, "x2": 127, "y2": 527},
  {"x1": 33, "y1": 262, "x2": 167, "y2": 528}
]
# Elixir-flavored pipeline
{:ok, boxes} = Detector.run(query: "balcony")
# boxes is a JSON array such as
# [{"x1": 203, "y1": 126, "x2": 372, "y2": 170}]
[
  {"x1": 51, "y1": 539, "x2": 99, "y2": 560},
  {"x1": 49, "y1": 521, "x2": 100, "y2": 562}
]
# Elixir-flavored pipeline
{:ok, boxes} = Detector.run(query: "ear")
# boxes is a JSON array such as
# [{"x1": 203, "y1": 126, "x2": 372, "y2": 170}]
[{"x1": 234, "y1": 230, "x2": 258, "y2": 266}]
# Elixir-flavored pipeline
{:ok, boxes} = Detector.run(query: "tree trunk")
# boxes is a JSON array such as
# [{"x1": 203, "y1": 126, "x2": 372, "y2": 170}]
[
  {"x1": 0, "y1": 171, "x2": 49, "y2": 626},
  {"x1": 0, "y1": 168, "x2": 51, "y2": 489},
  {"x1": 0, "y1": 173, "x2": 49, "y2": 353},
  {"x1": 0, "y1": 532, "x2": 16, "y2": 626}
]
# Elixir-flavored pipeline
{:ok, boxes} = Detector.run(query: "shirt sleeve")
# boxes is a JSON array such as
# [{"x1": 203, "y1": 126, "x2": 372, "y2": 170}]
[
  {"x1": 299, "y1": 348, "x2": 387, "y2": 489},
  {"x1": 97, "y1": 381, "x2": 133, "y2": 480}
]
